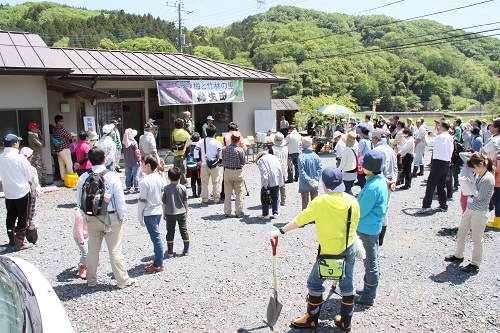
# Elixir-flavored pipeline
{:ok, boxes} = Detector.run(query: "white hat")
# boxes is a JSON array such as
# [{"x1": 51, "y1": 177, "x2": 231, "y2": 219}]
[
  {"x1": 332, "y1": 131, "x2": 342, "y2": 140},
  {"x1": 207, "y1": 115, "x2": 214, "y2": 120},
  {"x1": 102, "y1": 124, "x2": 114, "y2": 134}
]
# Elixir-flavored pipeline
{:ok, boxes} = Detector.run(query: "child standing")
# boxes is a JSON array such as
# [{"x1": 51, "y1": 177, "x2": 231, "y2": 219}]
[
  {"x1": 138, "y1": 154, "x2": 166, "y2": 272},
  {"x1": 162, "y1": 167, "x2": 189, "y2": 256},
  {"x1": 19, "y1": 147, "x2": 42, "y2": 245},
  {"x1": 186, "y1": 132, "x2": 201, "y2": 198},
  {"x1": 73, "y1": 208, "x2": 88, "y2": 279},
  {"x1": 445, "y1": 153, "x2": 495, "y2": 273}
]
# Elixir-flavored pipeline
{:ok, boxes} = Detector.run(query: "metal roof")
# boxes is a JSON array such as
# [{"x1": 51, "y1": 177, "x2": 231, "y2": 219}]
[
  {"x1": 51, "y1": 48, "x2": 289, "y2": 83},
  {"x1": 272, "y1": 99, "x2": 300, "y2": 111},
  {"x1": 46, "y1": 78, "x2": 111, "y2": 100},
  {"x1": 0, "y1": 30, "x2": 72, "y2": 74}
]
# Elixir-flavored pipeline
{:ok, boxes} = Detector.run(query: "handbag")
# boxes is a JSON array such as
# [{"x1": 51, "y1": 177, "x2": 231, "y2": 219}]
[
  {"x1": 261, "y1": 188, "x2": 273, "y2": 205},
  {"x1": 204, "y1": 139, "x2": 219, "y2": 169},
  {"x1": 317, "y1": 206, "x2": 352, "y2": 280},
  {"x1": 356, "y1": 153, "x2": 364, "y2": 174}
]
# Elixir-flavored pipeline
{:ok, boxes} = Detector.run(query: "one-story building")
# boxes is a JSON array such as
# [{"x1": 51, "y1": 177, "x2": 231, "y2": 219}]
[{"x1": 0, "y1": 30, "x2": 288, "y2": 181}]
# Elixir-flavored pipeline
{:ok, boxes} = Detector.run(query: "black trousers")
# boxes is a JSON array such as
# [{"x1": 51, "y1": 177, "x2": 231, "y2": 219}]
[
  {"x1": 402, "y1": 154, "x2": 414, "y2": 187},
  {"x1": 5, "y1": 192, "x2": 30, "y2": 233},
  {"x1": 422, "y1": 159, "x2": 450, "y2": 209}
]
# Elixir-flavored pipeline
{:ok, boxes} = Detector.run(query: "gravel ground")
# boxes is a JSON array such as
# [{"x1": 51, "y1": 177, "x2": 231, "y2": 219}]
[{"x1": 1, "y1": 152, "x2": 499, "y2": 333}]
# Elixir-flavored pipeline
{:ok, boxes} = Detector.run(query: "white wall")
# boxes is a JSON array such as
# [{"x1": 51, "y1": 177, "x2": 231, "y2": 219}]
[
  {"x1": 232, "y1": 82, "x2": 273, "y2": 137},
  {"x1": 0, "y1": 75, "x2": 52, "y2": 176}
]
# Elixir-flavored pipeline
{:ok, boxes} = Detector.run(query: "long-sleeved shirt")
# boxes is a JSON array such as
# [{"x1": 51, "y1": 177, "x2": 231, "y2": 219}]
[
  {"x1": 221, "y1": 144, "x2": 245, "y2": 169},
  {"x1": 0, "y1": 147, "x2": 33, "y2": 199},
  {"x1": 257, "y1": 153, "x2": 284, "y2": 188},
  {"x1": 358, "y1": 137, "x2": 372, "y2": 157},
  {"x1": 285, "y1": 130, "x2": 301, "y2": 154},
  {"x1": 96, "y1": 136, "x2": 116, "y2": 166},
  {"x1": 76, "y1": 165, "x2": 127, "y2": 220},
  {"x1": 139, "y1": 131, "x2": 157, "y2": 155},
  {"x1": 335, "y1": 139, "x2": 346, "y2": 160},
  {"x1": 28, "y1": 131, "x2": 44, "y2": 154},
  {"x1": 471, "y1": 136, "x2": 483, "y2": 153},
  {"x1": 270, "y1": 145, "x2": 288, "y2": 176},
  {"x1": 52, "y1": 124, "x2": 72, "y2": 152},
  {"x1": 468, "y1": 171, "x2": 494, "y2": 211},
  {"x1": 374, "y1": 141, "x2": 398, "y2": 181},
  {"x1": 357, "y1": 174, "x2": 388, "y2": 235},
  {"x1": 397, "y1": 137, "x2": 415, "y2": 157},
  {"x1": 427, "y1": 131, "x2": 454, "y2": 162},
  {"x1": 298, "y1": 148, "x2": 322, "y2": 192}
]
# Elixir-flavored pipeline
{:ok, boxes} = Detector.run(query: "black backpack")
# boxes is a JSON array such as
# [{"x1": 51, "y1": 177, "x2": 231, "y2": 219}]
[
  {"x1": 80, "y1": 170, "x2": 110, "y2": 216},
  {"x1": 451, "y1": 139, "x2": 464, "y2": 166}
]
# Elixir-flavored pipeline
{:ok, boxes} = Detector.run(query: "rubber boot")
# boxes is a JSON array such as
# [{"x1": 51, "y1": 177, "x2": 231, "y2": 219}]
[
  {"x1": 182, "y1": 240, "x2": 190, "y2": 255},
  {"x1": 166, "y1": 241, "x2": 174, "y2": 257},
  {"x1": 7, "y1": 229, "x2": 15, "y2": 246},
  {"x1": 334, "y1": 295, "x2": 354, "y2": 332},
  {"x1": 13, "y1": 231, "x2": 32, "y2": 252},
  {"x1": 355, "y1": 280, "x2": 377, "y2": 306},
  {"x1": 412, "y1": 166, "x2": 418, "y2": 178},
  {"x1": 379, "y1": 226, "x2": 387, "y2": 246},
  {"x1": 417, "y1": 165, "x2": 424, "y2": 176},
  {"x1": 486, "y1": 216, "x2": 500, "y2": 229},
  {"x1": 78, "y1": 264, "x2": 87, "y2": 279},
  {"x1": 291, "y1": 294, "x2": 323, "y2": 329}
]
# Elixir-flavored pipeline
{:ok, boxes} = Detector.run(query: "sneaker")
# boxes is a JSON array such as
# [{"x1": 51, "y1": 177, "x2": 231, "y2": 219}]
[
  {"x1": 133, "y1": 188, "x2": 140, "y2": 194},
  {"x1": 224, "y1": 214, "x2": 231, "y2": 217},
  {"x1": 257, "y1": 215, "x2": 271, "y2": 220},
  {"x1": 235, "y1": 212, "x2": 245, "y2": 217},
  {"x1": 400, "y1": 185, "x2": 410, "y2": 190},
  {"x1": 124, "y1": 188, "x2": 131, "y2": 194},
  {"x1": 462, "y1": 263, "x2": 479, "y2": 273},
  {"x1": 453, "y1": 186, "x2": 459, "y2": 192},
  {"x1": 87, "y1": 282, "x2": 97, "y2": 287},
  {"x1": 182, "y1": 251, "x2": 189, "y2": 256},
  {"x1": 435, "y1": 206, "x2": 448, "y2": 212},
  {"x1": 145, "y1": 264, "x2": 164, "y2": 272},
  {"x1": 280, "y1": 202, "x2": 286, "y2": 206},
  {"x1": 118, "y1": 278, "x2": 137, "y2": 289},
  {"x1": 164, "y1": 251, "x2": 174, "y2": 258},
  {"x1": 272, "y1": 213, "x2": 280, "y2": 219},
  {"x1": 416, "y1": 207, "x2": 432, "y2": 214},
  {"x1": 444, "y1": 255, "x2": 464, "y2": 262}
]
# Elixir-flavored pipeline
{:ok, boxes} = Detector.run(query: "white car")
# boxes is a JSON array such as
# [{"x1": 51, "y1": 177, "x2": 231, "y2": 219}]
[{"x1": 0, "y1": 255, "x2": 74, "y2": 333}]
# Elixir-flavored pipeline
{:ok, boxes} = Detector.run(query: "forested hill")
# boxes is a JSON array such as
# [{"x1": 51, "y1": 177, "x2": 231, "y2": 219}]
[{"x1": 1, "y1": 3, "x2": 499, "y2": 113}]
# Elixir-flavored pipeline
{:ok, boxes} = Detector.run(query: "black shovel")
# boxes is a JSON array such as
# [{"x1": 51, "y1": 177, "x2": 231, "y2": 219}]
[{"x1": 266, "y1": 237, "x2": 283, "y2": 328}]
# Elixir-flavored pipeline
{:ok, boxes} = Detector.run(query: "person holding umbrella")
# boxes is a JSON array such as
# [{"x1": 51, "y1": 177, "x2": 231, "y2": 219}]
[{"x1": 270, "y1": 167, "x2": 360, "y2": 330}]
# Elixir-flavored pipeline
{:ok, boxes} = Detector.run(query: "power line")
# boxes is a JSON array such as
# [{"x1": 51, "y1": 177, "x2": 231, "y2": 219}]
[
  {"x1": 358, "y1": 0, "x2": 405, "y2": 15},
  {"x1": 255, "y1": 0, "x2": 495, "y2": 51}
]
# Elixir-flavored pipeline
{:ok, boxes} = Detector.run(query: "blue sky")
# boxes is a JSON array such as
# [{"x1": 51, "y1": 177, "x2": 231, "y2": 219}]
[{"x1": 4, "y1": 0, "x2": 500, "y2": 36}]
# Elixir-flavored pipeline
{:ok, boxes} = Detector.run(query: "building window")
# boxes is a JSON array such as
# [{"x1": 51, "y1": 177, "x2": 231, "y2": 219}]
[{"x1": 0, "y1": 109, "x2": 42, "y2": 147}]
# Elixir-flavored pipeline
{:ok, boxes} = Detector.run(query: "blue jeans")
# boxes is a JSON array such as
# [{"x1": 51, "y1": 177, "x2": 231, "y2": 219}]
[
  {"x1": 125, "y1": 165, "x2": 140, "y2": 189},
  {"x1": 357, "y1": 231, "x2": 380, "y2": 302},
  {"x1": 306, "y1": 244, "x2": 356, "y2": 296},
  {"x1": 287, "y1": 153, "x2": 299, "y2": 182},
  {"x1": 261, "y1": 186, "x2": 279, "y2": 216},
  {"x1": 144, "y1": 215, "x2": 164, "y2": 267}
]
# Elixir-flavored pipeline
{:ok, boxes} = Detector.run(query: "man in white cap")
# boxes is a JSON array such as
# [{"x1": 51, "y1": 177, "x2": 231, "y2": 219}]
[
  {"x1": 406, "y1": 117, "x2": 416, "y2": 135},
  {"x1": 0, "y1": 134, "x2": 34, "y2": 251},
  {"x1": 202, "y1": 115, "x2": 214, "y2": 138},
  {"x1": 96, "y1": 124, "x2": 117, "y2": 171}
]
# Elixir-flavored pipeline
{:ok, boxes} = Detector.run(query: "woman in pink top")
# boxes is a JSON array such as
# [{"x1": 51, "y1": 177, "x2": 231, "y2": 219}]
[
  {"x1": 73, "y1": 131, "x2": 92, "y2": 176},
  {"x1": 73, "y1": 208, "x2": 88, "y2": 279}
]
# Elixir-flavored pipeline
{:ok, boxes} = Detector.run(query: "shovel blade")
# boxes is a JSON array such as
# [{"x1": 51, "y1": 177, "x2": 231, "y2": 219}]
[{"x1": 266, "y1": 296, "x2": 283, "y2": 327}]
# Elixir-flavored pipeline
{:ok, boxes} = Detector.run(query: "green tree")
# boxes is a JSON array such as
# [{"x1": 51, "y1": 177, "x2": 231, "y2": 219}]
[
  {"x1": 98, "y1": 38, "x2": 117, "y2": 50},
  {"x1": 52, "y1": 36, "x2": 70, "y2": 47},
  {"x1": 429, "y1": 95, "x2": 442, "y2": 111},
  {"x1": 194, "y1": 46, "x2": 225, "y2": 61}
]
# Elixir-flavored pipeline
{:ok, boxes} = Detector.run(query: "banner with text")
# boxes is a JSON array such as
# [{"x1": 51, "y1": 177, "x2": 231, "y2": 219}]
[{"x1": 156, "y1": 80, "x2": 244, "y2": 106}]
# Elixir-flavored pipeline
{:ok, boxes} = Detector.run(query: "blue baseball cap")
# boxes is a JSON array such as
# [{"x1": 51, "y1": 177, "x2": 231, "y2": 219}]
[
  {"x1": 360, "y1": 150, "x2": 384, "y2": 172},
  {"x1": 322, "y1": 167, "x2": 345, "y2": 193},
  {"x1": 3, "y1": 133, "x2": 22, "y2": 144}
]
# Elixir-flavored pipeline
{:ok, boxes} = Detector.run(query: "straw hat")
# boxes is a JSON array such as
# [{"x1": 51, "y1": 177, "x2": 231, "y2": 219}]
[{"x1": 346, "y1": 132, "x2": 357, "y2": 147}]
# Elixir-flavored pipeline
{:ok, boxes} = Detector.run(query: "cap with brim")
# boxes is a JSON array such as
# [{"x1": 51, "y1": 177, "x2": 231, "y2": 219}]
[
  {"x1": 207, "y1": 116, "x2": 214, "y2": 120},
  {"x1": 89, "y1": 132, "x2": 99, "y2": 140},
  {"x1": 360, "y1": 150, "x2": 383, "y2": 172},
  {"x1": 301, "y1": 137, "x2": 312, "y2": 149},
  {"x1": 102, "y1": 124, "x2": 114, "y2": 134},
  {"x1": 3, "y1": 133, "x2": 22, "y2": 144},
  {"x1": 231, "y1": 131, "x2": 242, "y2": 143},
  {"x1": 346, "y1": 132, "x2": 357, "y2": 147},
  {"x1": 70, "y1": 132, "x2": 77, "y2": 137},
  {"x1": 322, "y1": 167, "x2": 345, "y2": 193},
  {"x1": 256, "y1": 151, "x2": 267, "y2": 162},
  {"x1": 20, "y1": 147, "x2": 33, "y2": 158},
  {"x1": 110, "y1": 119, "x2": 119, "y2": 124},
  {"x1": 372, "y1": 130, "x2": 383, "y2": 140},
  {"x1": 28, "y1": 122, "x2": 40, "y2": 129}
]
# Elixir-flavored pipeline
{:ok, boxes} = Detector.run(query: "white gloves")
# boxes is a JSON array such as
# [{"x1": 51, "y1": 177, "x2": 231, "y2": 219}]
[{"x1": 269, "y1": 229, "x2": 280, "y2": 239}]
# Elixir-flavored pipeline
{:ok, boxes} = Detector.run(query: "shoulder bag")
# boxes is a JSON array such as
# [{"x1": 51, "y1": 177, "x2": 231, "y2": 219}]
[
  {"x1": 204, "y1": 139, "x2": 219, "y2": 169},
  {"x1": 317, "y1": 206, "x2": 352, "y2": 280}
]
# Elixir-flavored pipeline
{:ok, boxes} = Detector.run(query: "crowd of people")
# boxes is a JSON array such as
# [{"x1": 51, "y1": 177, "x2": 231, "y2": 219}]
[{"x1": 1, "y1": 112, "x2": 499, "y2": 331}]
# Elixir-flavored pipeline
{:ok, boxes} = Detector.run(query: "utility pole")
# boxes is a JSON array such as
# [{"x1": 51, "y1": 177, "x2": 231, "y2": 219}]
[
  {"x1": 167, "y1": 1, "x2": 192, "y2": 53},
  {"x1": 257, "y1": 0, "x2": 267, "y2": 22}
]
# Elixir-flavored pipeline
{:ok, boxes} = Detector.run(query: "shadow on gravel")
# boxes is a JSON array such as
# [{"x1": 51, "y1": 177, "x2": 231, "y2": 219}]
[
  {"x1": 437, "y1": 227, "x2": 458, "y2": 237},
  {"x1": 57, "y1": 203, "x2": 77, "y2": 209},
  {"x1": 246, "y1": 205, "x2": 262, "y2": 211},
  {"x1": 236, "y1": 323, "x2": 270, "y2": 332},
  {"x1": 56, "y1": 267, "x2": 80, "y2": 282},
  {"x1": 401, "y1": 208, "x2": 438, "y2": 216},
  {"x1": 53, "y1": 283, "x2": 115, "y2": 302},
  {"x1": 429, "y1": 264, "x2": 472, "y2": 285},
  {"x1": 126, "y1": 263, "x2": 160, "y2": 278},
  {"x1": 238, "y1": 216, "x2": 270, "y2": 225},
  {"x1": 200, "y1": 214, "x2": 228, "y2": 222}
]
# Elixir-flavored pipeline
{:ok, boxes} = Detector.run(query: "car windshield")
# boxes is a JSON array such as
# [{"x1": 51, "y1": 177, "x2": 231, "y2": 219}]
[{"x1": 0, "y1": 260, "x2": 24, "y2": 333}]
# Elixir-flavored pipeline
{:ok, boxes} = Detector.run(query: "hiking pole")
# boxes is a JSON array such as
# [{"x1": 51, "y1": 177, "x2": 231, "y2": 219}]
[{"x1": 244, "y1": 180, "x2": 250, "y2": 196}]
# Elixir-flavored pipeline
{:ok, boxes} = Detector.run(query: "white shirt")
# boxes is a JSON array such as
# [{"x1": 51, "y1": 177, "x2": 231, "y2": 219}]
[
  {"x1": 335, "y1": 139, "x2": 346, "y2": 159},
  {"x1": 0, "y1": 147, "x2": 33, "y2": 199},
  {"x1": 428, "y1": 132, "x2": 454, "y2": 162},
  {"x1": 339, "y1": 146, "x2": 358, "y2": 181},
  {"x1": 374, "y1": 141, "x2": 398, "y2": 181},
  {"x1": 397, "y1": 137, "x2": 415, "y2": 157},
  {"x1": 285, "y1": 130, "x2": 301, "y2": 154},
  {"x1": 139, "y1": 131, "x2": 157, "y2": 154},
  {"x1": 195, "y1": 137, "x2": 222, "y2": 165},
  {"x1": 414, "y1": 125, "x2": 427, "y2": 148},
  {"x1": 365, "y1": 121, "x2": 374, "y2": 133},
  {"x1": 96, "y1": 136, "x2": 116, "y2": 166},
  {"x1": 482, "y1": 134, "x2": 500, "y2": 160},
  {"x1": 76, "y1": 165, "x2": 127, "y2": 219},
  {"x1": 392, "y1": 130, "x2": 405, "y2": 152}
]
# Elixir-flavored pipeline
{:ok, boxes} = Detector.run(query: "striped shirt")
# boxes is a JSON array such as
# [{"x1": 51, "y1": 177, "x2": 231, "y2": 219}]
[
  {"x1": 468, "y1": 171, "x2": 494, "y2": 211},
  {"x1": 52, "y1": 124, "x2": 72, "y2": 152},
  {"x1": 221, "y1": 144, "x2": 245, "y2": 169}
]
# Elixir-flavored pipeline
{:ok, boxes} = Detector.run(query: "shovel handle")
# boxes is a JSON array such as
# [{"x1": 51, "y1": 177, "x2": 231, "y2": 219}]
[{"x1": 270, "y1": 237, "x2": 278, "y2": 256}]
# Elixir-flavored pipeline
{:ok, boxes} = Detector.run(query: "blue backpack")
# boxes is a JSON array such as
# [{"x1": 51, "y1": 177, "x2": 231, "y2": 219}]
[{"x1": 186, "y1": 144, "x2": 198, "y2": 170}]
